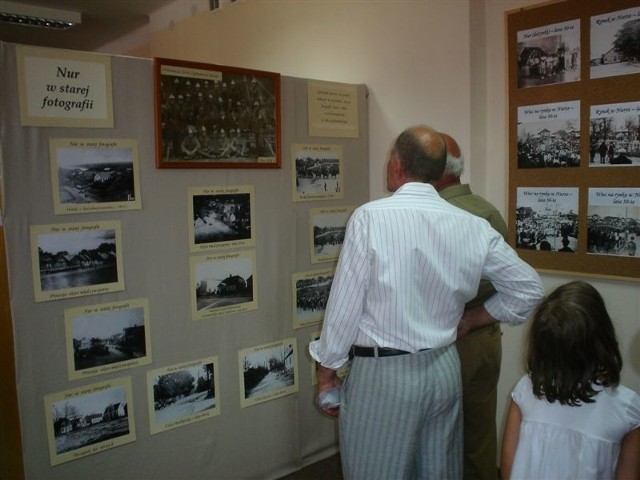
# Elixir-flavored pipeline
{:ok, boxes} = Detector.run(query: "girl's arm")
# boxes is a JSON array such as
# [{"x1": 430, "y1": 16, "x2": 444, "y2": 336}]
[
  {"x1": 500, "y1": 399, "x2": 522, "y2": 480},
  {"x1": 616, "y1": 427, "x2": 639, "y2": 480}
]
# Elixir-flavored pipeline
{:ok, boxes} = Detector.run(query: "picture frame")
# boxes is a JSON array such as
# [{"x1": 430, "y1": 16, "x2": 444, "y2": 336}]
[{"x1": 154, "y1": 57, "x2": 281, "y2": 169}]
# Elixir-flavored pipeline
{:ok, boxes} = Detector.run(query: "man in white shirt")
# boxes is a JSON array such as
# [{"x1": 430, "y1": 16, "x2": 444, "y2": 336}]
[{"x1": 309, "y1": 125, "x2": 544, "y2": 479}]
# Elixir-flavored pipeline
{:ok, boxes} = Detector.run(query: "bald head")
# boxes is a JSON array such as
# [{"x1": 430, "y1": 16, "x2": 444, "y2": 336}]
[
  {"x1": 441, "y1": 133, "x2": 461, "y2": 158},
  {"x1": 387, "y1": 126, "x2": 447, "y2": 190}
]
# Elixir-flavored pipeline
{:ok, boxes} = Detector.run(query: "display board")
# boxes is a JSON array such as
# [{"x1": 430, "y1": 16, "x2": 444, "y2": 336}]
[
  {"x1": 507, "y1": 0, "x2": 640, "y2": 280},
  {"x1": 0, "y1": 42, "x2": 369, "y2": 479}
]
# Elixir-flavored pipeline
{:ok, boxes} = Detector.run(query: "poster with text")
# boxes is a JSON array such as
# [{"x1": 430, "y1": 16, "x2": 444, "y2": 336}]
[
  {"x1": 517, "y1": 100, "x2": 580, "y2": 168},
  {"x1": 239, "y1": 338, "x2": 298, "y2": 408},
  {"x1": 30, "y1": 221, "x2": 124, "y2": 302},
  {"x1": 292, "y1": 268, "x2": 334, "y2": 329},
  {"x1": 292, "y1": 144, "x2": 343, "y2": 201},
  {"x1": 307, "y1": 80, "x2": 359, "y2": 138},
  {"x1": 64, "y1": 298, "x2": 151, "y2": 381},
  {"x1": 188, "y1": 185, "x2": 255, "y2": 252},
  {"x1": 589, "y1": 101, "x2": 640, "y2": 167},
  {"x1": 591, "y1": 6, "x2": 640, "y2": 79},
  {"x1": 517, "y1": 19, "x2": 580, "y2": 88},
  {"x1": 587, "y1": 188, "x2": 640, "y2": 257},
  {"x1": 50, "y1": 138, "x2": 141, "y2": 214},
  {"x1": 516, "y1": 187, "x2": 579, "y2": 252},
  {"x1": 147, "y1": 356, "x2": 220, "y2": 435},
  {"x1": 16, "y1": 45, "x2": 113, "y2": 128},
  {"x1": 190, "y1": 250, "x2": 257, "y2": 320},
  {"x1": 44, "y1": 377, "x2": 135, "y2": 466}
]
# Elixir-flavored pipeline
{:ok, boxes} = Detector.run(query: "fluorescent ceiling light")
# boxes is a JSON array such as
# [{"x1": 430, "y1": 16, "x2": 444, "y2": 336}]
[{"x1": 0, "y1": 0, "x2": 81, "y2": 29}]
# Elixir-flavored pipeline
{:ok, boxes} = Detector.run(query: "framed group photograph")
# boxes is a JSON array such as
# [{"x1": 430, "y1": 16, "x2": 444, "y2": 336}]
[
  {"x1": 154, "y1": 57, "x2": 281, "y2": 169},
  {"x1": 309, "y1": 206, "x2": 354, "y2": 263},
  {"x1": 292, "y1": 268, "x2": 334, "y2": 329}
]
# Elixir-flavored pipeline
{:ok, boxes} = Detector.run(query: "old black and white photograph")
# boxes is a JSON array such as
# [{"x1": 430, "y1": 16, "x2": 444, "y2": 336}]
[
  {"x1": 309, "y1": 206, "x2": 354, "y2": 264},
  {"x1": 155, "y1": 58, "x2": 280, "y2": 168},
  {"x1": 591, "y1": 6, "x2": 640, "y2": 80},
  {"x1": 517, "y1": 19, "x2": 580, "y2": 88},
  {"x1": 30, "y1": 221, "x2": 124, "y2": 302},
  {"x1": 50, "y1": 138, "x2": 141, "y2": 215},
  {"x1": 190, "y1": 250, "x2": 257, "y2": 320},
  {"x1": 147, "y1": 357, "x2": 220, "y2": 435},
  {"x1": 516, "y1": 187, "x2": 579, "y2": 252},
  {"x1": 240, "y1": 339, "x2": 298, "y2": 408},
  {"x1": 44, "y1": 377, "x2": 135, "y2": 466},
  {"x1": 517, "y1": 101, "x2": 580, "y2": 168},
  {"x1": 65, "y1": 298, "x2": 151, "y2": 380},
  {"x1": 589, "y1": 101, "x2": 640, "y2": 167},
  {"x1": 588, "y1": 188, "x2": 640, "y2": 257},
  {"x1": 292, "y1": 144, "x2": 343, "y2": 201},
  {"x1": 188, "y1": 185, "x2": 254, "y2": 252},
  {"x1": 292, "y1": 269, "x2": 334, "y2": 329}
]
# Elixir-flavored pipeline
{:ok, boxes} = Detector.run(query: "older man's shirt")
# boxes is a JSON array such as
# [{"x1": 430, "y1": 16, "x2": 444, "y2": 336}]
[{"x1": 309, "y1": 182, "x2": 543, "y2": 369}]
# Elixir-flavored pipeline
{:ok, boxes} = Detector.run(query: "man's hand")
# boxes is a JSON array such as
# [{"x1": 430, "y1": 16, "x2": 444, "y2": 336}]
[
  {"x1": 315, "y1": 364, "x2": 342, "y2": 417},
  {"x1": 457, "y1": 305, "x2": 497, "y2": 339}
]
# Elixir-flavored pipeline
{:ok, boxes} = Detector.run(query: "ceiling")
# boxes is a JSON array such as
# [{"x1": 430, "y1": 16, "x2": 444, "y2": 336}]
[{"x1": 0, "y1": 0, "x2": 175, "y2": 51}]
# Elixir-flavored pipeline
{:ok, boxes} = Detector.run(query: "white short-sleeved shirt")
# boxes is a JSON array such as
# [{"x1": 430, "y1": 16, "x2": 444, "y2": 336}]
[{"x1": 511, "y1": 374, "x2": 640, "y2": 480}]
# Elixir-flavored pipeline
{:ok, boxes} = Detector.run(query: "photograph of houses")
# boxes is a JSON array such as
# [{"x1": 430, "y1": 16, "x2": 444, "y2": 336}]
[
  {"x1": 516, "y1": 187, "x2": 579, "y2": 252},
  {"x1": 49, "y1": 138, "x2": 141, "y2": 215},
  {"x1": 591, "y1": 6, "x2": 640, "y2": 79},
  {"x1": 65, "y1": 298, "x2": 151, "y2": 380},
  {"x1": 517, "y1": 19, "x2": 580, "y2": 88},
  {"x1": 147, "y1": 357, "x2": 220, "y2": 435},
  {"x1": 44, "y1": 377, "x2": 135, "y2": 466},
  {"x1": 30, "y1": 221, "x2": 124, "y2": 302},
  {"x1": 292, "y1": 268, "x2": 334, "y2": 329},
  {"x1": 188, "y1": 185, "x2": 255, "y2": 252},
  {"x1": 291, "y1": 144, "x2": 343, "y2": 201},
  {"x1": 588, "y1": 188, "x2": 640, "y2": 257},
  {"x1": 589, "y1": 101, "x2": 640, "y2": 167},
  {"x1": 239, "y1": 339, "x2": 297, "y2": 408},
  {"x1": 190, "y1": 250, "x2": 257, "y2": 320},
  {"x1": 517, "y1": 100, "x2": 580, "y2": 168}
]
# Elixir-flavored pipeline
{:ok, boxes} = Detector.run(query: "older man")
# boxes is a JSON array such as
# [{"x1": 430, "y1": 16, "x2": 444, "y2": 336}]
[{"x1": 310, "y1": 125, "x2": 543, "y2": 479}]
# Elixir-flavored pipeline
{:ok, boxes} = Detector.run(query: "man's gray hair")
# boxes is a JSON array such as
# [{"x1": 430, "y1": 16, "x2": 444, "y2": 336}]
[{"x1": 445, "y1": 151, "x2": 465, "y2": 178}]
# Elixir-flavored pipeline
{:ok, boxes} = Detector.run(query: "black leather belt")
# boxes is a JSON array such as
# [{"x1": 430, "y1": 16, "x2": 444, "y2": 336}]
[{"x1": 349, "y1": 345, "x2": 411, "y2": 359}]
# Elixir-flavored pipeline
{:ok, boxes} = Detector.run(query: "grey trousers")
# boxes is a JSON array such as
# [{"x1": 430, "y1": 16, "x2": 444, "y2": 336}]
[{"x1": 339, "y1": 344, "x2": 463, "y2": 480}]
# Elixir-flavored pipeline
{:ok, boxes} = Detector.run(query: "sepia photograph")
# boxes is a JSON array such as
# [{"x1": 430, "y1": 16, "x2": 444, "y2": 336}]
[
  {"x1": 50, "y1": 138, "x2": 141, "y2": 215},
  {"x1": 30, "y1": 221, "x2": 124, "y2": 302},
  {"x1": 589, "y1": 101, "x2": 640, "y2": 167},
  {"x1": 44, "y1": 377, "x2": 135, "y2": 466},
  {"x1": 591, "y1": 6, "x2": 640, "y2": 79},
  {"x1": 517, "y1": 101, "x2": 580, "y2": 168},
  {"x1": 155, "y1": 57, "x2": 280, "y2": 169},
  {"x1": 239, "y1": 339, "x2": 298, "y2": 408},
  {"x1": 517, "y1": 19, "x2": 580, "y2": 88},
  {"x1": 147, "y1": 357, "x2": 220, "y2": 435},
  {"x1": 188, "y1": 185, "x2": 255, "y2": 252},
  {"x1": 190, "y1": 250, "x2": 257, "y2": 320},
  {"x1": 292, "y1": 268, "x2": 334, "y2": 329},
  {"x1": 588, "y1": 188, "x2": 640, "y2": 258},
  {"x1": 516, "y1": 187, "x2": 579, "y2": 252},
  {"x1": 309, "y1": 206, "x2": 354, "y2": 264},
  {"x1": 65, "y1": 298, "x2": 151, "y2": 380},
  {"x1": 291, "y1": 144, "x2": 343, "y2": 201}
]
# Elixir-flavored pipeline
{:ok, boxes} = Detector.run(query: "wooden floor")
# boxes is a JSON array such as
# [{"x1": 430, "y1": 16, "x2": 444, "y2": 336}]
[{"x1": 279, "y1": 454, "x2": 343, "y2": 480}]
